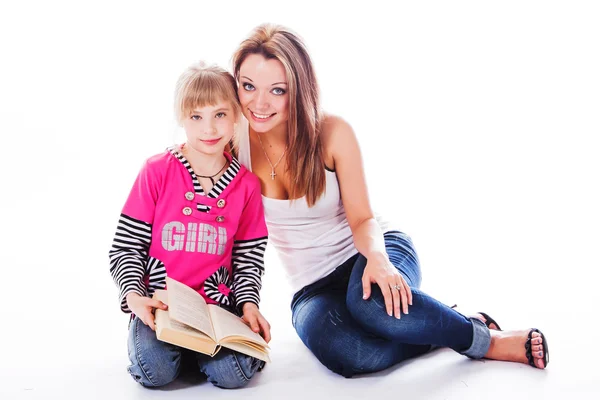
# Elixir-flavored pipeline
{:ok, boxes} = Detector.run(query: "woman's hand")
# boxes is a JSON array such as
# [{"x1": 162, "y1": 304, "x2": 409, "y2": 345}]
[
  {"x1": 126, "y1": 292, "x2": 168, "y2": 331},
  {"x1": 362, "y1": 253, "x2": 412, "y2": 319},
  {"x1": 241, "y1": 303, "x2": 272, "y2": 343}
]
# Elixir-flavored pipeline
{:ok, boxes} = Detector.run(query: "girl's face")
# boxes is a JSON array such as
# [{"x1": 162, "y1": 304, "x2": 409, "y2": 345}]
[
  {"x1": 238, "y1": 54, "x2": 289, "y2": 134},
  {"x1": 181, "y1": 101, "x2": 235, "y2": 157}
]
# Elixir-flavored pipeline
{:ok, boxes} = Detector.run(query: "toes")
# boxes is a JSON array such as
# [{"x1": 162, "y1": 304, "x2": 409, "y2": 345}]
[
  {"x1": 535, "y1": 357, "x2": 546, "y2": 369},
  {"x1": 531, "y1": 331, "x2": 543, "y2": 345},
  {"x1": 528, "y1": 331, "x2": 547, "y2": 369},
  {"x1": 533, "y1": 350, "x2": 545, "y2": 359}
]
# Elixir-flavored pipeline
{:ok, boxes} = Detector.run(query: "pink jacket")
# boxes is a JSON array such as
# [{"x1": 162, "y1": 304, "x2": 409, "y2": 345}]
[{"x1": 109, "y1": 148, "x2": 268, "y2": 313}]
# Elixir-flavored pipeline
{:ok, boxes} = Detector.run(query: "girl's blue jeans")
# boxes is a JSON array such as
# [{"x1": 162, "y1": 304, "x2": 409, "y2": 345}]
[
  {"x1": 127, "y1": 316, "x2": 264, "y2": 388},
  {"x1": 291, "y1": 231, "x2": 491, "y2": 378}
]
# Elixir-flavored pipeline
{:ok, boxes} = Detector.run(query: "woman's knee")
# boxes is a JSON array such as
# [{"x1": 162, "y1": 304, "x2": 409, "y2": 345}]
[
  {"x1": 383, "y1": 231, "x2": 422, "y2": 287},
  {"x1": 313, "y1": 341, "x2": 394, "y2": 378},
  {"x1": 317, "y1": 352, "x2": 362, "y2": 378},
  {"x1": 345, "y1": 278, "x2": 387, "y2": 327},
  {"x1": 345, "y1": 279, "x2": 425, "y2": 342},
  {"x1": 295, "y1": 311, "x2": 394, "y2": 378}
]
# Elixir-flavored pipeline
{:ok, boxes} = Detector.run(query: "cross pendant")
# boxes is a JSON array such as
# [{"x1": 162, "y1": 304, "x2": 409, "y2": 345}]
[{"x1": 270, "y1": 170, "x2": 276, "y2": 180}]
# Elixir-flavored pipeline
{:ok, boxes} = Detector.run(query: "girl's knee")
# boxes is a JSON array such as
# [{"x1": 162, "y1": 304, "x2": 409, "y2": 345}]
[
  {"x1": 127, "y1": 358, "x2": 180, "y2": 387},
  {"x1": 203, "y1": 352, "x2": 262, "y2": 389},
  {"x1": 127, "y1": 319, "x2": 182, "y2": 387}
]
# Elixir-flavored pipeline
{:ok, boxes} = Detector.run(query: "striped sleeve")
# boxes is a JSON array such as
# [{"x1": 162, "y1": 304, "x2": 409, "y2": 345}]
[
  {"x1": 108, "y1": 159, "x2": 160, "y2": 313},
  {"x1": 108, "y1": 214, "x2": 152, "y2": 312},
  {"x1": 232, "y1": 236, "x2": 268, "y2": 311},
  {"x1": 231, "y1": 174, "x2": 268, "y2": 312}
]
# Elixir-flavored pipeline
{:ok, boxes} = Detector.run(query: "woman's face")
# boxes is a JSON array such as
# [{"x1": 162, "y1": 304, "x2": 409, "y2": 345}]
[{"x1": 238, "y1": 54, "x2": 289, "y2": 134}]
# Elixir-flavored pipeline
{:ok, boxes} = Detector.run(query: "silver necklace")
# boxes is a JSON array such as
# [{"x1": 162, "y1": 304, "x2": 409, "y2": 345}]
[{"x1": 256, "y1": 133, "x2": 287, "y2": 180}]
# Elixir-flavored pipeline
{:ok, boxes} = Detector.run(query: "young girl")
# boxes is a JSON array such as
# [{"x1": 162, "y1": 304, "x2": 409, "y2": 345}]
[{"x1": 109, "y1": 61, "x2": 270, "y2": 389}]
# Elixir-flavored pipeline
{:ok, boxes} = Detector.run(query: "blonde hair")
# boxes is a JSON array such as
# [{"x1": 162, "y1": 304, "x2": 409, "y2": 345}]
[
  {"x1": 232, "y1": 24, "x2": 325, "y2": 206},
  {"x1": 174, "y1": 61, "x2": 241, "y2": 154}
]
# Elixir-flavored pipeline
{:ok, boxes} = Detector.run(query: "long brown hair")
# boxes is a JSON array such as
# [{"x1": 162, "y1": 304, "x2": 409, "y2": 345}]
[{"x1": 232, "y1": 24, "x2": 325, "y2": 206}]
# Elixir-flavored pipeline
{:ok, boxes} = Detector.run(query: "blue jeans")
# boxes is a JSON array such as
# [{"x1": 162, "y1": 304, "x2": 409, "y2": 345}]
[
  {"x1": 291, "y1": 231, "x2": 491, "y2": 378},
  {"x1": 127, "y1": 316, "x2": 263, "y2": 388}
]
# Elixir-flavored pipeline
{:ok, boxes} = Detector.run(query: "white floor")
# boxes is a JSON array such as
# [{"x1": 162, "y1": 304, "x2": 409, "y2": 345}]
[
  {"x1": 2, "y1": 1, "x2": 599, "y2": 399},
  {"x1": 2, "y1": 221, "x2": 598, "y2": 399}
]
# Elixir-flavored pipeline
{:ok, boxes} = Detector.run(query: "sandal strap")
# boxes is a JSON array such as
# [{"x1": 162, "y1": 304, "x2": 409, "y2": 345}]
[{"x1": 478, "y1": 311, "x2": 502, "y2": 331}]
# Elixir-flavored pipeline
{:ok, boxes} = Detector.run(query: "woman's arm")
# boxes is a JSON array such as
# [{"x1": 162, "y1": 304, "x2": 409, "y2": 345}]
[{"x1": 324, "y1": 115, "x2": 412, "y2": 318}]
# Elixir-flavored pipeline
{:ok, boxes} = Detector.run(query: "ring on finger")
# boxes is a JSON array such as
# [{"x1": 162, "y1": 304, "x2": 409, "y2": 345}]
[{"x1": 392, "y1": 284, "x2": 402, "y2": 291}]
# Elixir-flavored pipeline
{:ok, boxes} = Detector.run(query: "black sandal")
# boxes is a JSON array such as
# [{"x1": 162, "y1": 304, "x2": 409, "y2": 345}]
[
  {"x1": 478, "y1": 311, "x2": 502, "y2": 331},
  {"x1": 524, "y1": 328, "x2": 550, "y2": 368},
  {"x1": 450, "y1": 305, "x2": 502, "y2": 331}
]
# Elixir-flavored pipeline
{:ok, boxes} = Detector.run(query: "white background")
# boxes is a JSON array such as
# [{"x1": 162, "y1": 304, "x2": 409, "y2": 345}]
[{"x1": 1, "y1": 1, "x2": 598, "y2": 399}]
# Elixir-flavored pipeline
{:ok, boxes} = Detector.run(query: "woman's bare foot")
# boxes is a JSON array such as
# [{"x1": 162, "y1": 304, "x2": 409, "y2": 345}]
[
  {"x1": 451, "y1": 306, "x2": 501, "y2": 330},
  {"x1": 484, "y1": 329, "x2": 548, "y2": 369}
]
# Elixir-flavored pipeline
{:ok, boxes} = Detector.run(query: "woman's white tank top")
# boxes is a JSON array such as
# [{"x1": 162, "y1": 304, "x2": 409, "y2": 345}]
[{"x1": 237, "y1": 120, "x2": 390, "y2": 294}]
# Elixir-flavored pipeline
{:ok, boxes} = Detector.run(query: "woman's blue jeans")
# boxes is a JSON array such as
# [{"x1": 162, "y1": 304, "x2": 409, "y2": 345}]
[
  {"x1": 291, "y1": 231, "x2": 491, "y2": 378},
  {"x1": 127, "y1": 316, "x2": 264, "y2": 388}
]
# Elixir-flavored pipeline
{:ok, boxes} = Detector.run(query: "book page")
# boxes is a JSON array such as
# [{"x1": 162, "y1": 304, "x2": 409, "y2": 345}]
[
  {"x1": 221, "y1": 341, "x2": 271, "y2": 363},
  {"x1": 154, "y1": 294, "x2": 213, "y2": 342},
  {"x1": 208, "y1": 305, "x2": 269, "y2": 348},
  {"x1": 166, "y1": 277, "x2": 215, "y2": 340},
  {"x1": 153, "y1": 290, "x2": 218, "y2": 356}
]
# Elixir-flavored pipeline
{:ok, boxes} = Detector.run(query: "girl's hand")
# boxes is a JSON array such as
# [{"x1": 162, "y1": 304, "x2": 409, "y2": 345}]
[
  {"x1": 361, "y1": 253, "x2": 412, "y2": 319},
  {"x1": 241, "y1": 303, "x2": 272, "y2": 343},
  {"x1": 126, "y1": 292, "x2": 168, "y2": 331}
]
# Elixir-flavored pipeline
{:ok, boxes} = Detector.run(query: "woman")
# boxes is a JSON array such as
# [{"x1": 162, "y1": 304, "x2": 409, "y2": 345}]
[{"x1": 232, "y1": 24, "x2": 549, "y2": 378}]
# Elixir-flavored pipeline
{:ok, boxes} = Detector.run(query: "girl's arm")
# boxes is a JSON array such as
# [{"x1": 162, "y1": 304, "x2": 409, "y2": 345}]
[
  {"x1": 109, "y1": 159, "x2": 159, "y2": 313},
  {"x1": 231, "y1": 175, "x2": 270, "y2": 341},
  {"x1": 231, "y1": 236, "x2": 270, "y2": 342},
  {"x1": 109, "y1": 213, "x2": 151, "y2": 312},
  {"x1": 231, "y1": 175, "x2": 269, "y2": 312},
  {"x1": 231, "y1": 236, "x2": 268, "y2": 311}
]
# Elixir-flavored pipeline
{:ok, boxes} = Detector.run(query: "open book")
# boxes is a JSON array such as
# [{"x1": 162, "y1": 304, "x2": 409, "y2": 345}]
[{"x1": 153, "y1": 276, "x2": 270, "y2": 363}]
